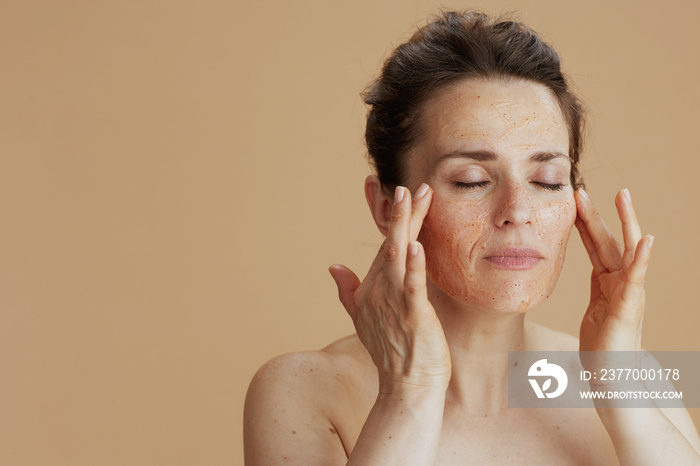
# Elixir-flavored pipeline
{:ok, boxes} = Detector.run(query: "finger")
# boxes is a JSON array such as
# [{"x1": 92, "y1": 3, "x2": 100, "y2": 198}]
[
  {"x1": 575, "y1": 216, "x2": 606, "y2": 274},
  {"x1": 364, "y1": 185, "x2": 431, "y2": 285},
  {"x1": 404, "y1": 241, "x2": 430, "y2": 316},
  {"x1": 616, "y1": 235, "x2": 653, "y2": 324},
  {"x1": 583, "y1": 269, "x2": 604, "y2": 323},
  {"x1": 408, "y1": 183, "x2": 433, "y2": 241},
  {"x1": 576, "y1": 189, "x2": 623, "y2": 271},
  {"x1": 382, "y1": 186, "x2": 412, "y2": 283},
  {"x1": 328, "y1": 264, "x2": 361, "y2": 321},
  {"x1": 623, "y1": 235, "x2": 654, "y2": 293},
  {"x1": 588, "y1": 269, "x2": 603, "y2": 308},
  {"x1": 615, "y1": 189, "x2": 643, "y2": 269}
]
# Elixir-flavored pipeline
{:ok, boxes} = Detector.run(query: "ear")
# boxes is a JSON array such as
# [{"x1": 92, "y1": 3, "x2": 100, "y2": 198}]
[{"x1": 364, "y1": 175, "x2": 392, "y2": 237}]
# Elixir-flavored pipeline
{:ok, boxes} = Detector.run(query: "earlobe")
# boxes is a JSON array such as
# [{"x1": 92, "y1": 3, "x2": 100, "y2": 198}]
[{"x1": 364, "y1": 175, "x2": 392, "y2": 237}]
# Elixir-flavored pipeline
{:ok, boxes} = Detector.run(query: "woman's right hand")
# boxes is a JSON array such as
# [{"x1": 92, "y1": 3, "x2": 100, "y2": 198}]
[{"x1": 329, "y1": 183, "x2": 451, "y2": 394}]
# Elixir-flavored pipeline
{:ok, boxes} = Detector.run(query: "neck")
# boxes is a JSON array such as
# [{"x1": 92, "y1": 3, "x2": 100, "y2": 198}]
[{"x1": 428, "y1": 282, "x2": 532, "y2": 415}]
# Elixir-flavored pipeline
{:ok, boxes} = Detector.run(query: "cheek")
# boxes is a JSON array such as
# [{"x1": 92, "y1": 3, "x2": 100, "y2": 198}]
[
  {"x1": 418, "y1": 197, "x2": 488, "y2": 297},
  {"x1": 535, "y1": 197, "x2": 576, "y2": 252}
]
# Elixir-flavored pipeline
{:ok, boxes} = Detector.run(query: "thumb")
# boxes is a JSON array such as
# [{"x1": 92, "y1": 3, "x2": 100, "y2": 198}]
[{"x1": 328, "y1": 264, "x2": 361, "y2": 321}]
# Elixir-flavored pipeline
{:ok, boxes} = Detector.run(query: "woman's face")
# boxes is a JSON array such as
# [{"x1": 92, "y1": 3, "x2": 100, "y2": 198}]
[{"x1": 407, "y1": 78, "x2": 576, "y2": 314}]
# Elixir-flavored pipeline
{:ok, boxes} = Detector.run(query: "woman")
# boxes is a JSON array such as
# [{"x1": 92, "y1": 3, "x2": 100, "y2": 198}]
[{"x1": 244, "y1": 10, "x2": 700, "y2": 464}]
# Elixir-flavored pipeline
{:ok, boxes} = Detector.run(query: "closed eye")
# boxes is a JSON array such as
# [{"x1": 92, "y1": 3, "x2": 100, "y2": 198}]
[
  {"x1": 533, "y1": 182, "x2": 565, "y2": 191},
  {"x1": 455, "y1": 181, "x2": 490, "y2": 190}
]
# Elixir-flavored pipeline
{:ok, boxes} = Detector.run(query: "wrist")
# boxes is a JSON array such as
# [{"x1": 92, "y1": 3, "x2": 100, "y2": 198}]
[{"x1": 375, "y1": 385, "x2": 446, "y2": 423}]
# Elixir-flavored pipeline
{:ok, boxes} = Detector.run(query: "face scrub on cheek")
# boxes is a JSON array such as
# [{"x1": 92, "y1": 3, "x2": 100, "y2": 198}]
[
  {"x1": 418, "y1": 192, "x2": 576, "y2": 314},
  {"x1": 418, "y1": 195, "x2": 487, "y2": 303}
]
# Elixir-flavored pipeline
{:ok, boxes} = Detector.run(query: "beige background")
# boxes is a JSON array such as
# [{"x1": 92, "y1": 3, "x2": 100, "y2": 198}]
[{"x1": 1, "y1": 0, "x2": 699, "y2": 464}]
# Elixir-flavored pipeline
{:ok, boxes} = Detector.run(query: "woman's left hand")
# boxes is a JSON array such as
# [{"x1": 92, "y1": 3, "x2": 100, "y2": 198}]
[{"x1": 575, "y1": 188, "x2": 654, "y2": 353}]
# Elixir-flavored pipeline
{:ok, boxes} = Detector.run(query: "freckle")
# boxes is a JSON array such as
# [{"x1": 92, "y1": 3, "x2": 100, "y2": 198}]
[
  {"x1": 514, "y1": 361, "x2": 518, "y2": 366},
  {"x1": 388, "y1": 435, "x2": 392, "y2": 439},
  {"x1": 556, "y1": 425, "x2": 561, "y2": 430},
  {"x1": 292, "y1": 430, "x2": 296, "y2": 434},
  {"x1": 484, "y1": 414, "x2": 488, "y2": 417}
]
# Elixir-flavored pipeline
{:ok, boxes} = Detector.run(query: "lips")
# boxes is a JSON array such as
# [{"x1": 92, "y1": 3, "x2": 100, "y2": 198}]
[{"x1": 483, "y1": 247, "x2": 544, "y2": 270}]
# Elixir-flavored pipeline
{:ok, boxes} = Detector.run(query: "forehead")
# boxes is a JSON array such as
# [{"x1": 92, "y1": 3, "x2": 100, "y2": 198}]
[{"x1": 412, "y1": 78, "x2": 569, "y2": 167}]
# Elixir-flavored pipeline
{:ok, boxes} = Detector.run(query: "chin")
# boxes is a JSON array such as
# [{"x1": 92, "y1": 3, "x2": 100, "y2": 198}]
[
  {"x1": 429, "y1": 274, "x2": 556, "y2": 315},
  {"x1": 477, "y1": 289, "x2": 550, "y2": 315},
  {"x1": 489, "y1": 287, "x2": 548, "y2": 314}
]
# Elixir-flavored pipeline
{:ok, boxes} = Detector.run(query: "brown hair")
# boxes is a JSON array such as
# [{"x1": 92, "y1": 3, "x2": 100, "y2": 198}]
[{"x1": 363, "y1": 10, "x2": 585, "y2": 192}]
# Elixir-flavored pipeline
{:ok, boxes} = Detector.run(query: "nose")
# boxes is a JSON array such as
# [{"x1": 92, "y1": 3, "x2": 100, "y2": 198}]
[{"x1": 494, "y1": 182, "x2": 534, "y2": 227}]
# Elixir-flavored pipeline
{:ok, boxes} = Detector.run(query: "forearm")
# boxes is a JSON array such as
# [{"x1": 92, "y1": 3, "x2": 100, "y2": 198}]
[
  {"x1": 347, "y1": 387, "x2": 445, "y2": 465},
  {"x1": 598, "y1": 407, "x2": 700, "y2": 465}
]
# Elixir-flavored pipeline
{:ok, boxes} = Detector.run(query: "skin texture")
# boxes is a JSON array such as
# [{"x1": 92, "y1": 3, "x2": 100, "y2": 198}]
[{"x1": 408, "y1": 78, "x2": 576, "y2": 314}]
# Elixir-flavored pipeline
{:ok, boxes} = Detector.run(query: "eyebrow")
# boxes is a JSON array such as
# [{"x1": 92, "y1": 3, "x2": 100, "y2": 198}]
[{"x1": 432, "y1": 150, "x2": 570, "y2": 169}]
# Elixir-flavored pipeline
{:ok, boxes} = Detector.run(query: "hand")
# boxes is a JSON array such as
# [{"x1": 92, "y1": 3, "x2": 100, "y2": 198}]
[
  {"x1": 575, "y1": 188, "x2": 654, "y2": 354},
  {"x1": 329, "y1": 183, "x2": 451, "y2": 394}
]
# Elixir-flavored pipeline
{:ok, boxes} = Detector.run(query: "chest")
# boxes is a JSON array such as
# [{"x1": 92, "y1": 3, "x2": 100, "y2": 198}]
[
  {"x1": 432, "y1": 408, "x2": 618, "y2": 465},
  {"x1": 338, "y1": 394, "x2": 618, "y2": 465}
]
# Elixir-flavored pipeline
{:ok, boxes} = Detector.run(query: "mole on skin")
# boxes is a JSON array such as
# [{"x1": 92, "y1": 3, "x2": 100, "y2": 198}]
[{"x1": 408, "y1": 77, "x2": 576, "y2": 315}]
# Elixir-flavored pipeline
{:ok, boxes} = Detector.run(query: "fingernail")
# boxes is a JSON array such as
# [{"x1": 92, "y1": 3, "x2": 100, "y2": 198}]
[
  {"x1": 414, "y1": 183, "x2": 429, "y2": 199},
  {"x1": 408, "y1": 241, "x2": 419, "y2": 256},
  {"x1": 579, "y1": 188, "x2": 590, "y2": 203},
  {"x1": 576, "y1": 189, "x2": 588, "y2": 214},
  {"x1": 647, "y1": 235, "x2": 654, "y2": 249},
  {"x1": 395, "y1": 186, "x2": 405, "y2": 204},
  {"x1": 623, "y1": 188, "x2": 632, "y2": 203}
]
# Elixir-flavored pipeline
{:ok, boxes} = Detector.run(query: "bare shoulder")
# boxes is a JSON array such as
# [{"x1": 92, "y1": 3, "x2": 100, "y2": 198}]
[
  {"x1": 641, "y1": 349, "x2": 700, "y2": 452},
  {"x1": 243, "y1": 335, "x2": 371, "y2": 465},
  {"x1": 247, "y1": 334, "x2": 368, "y2": 393},
  {"x1": 525, "y1": 320, "x2": 579, "y2": 351}
]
